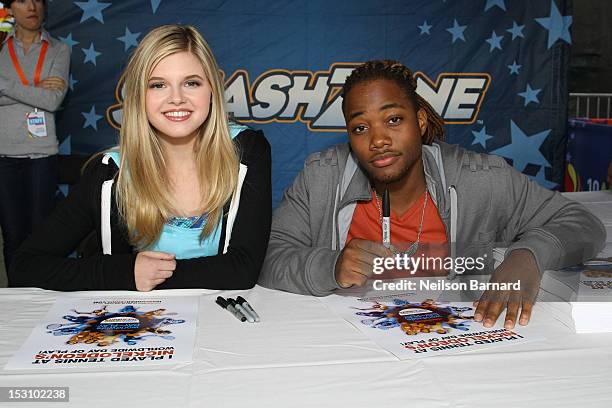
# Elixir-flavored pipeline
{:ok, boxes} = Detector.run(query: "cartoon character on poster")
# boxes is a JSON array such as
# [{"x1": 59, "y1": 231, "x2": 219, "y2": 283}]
[
  {"x1": 353, "y1": 298, "x2": 474, "y2": 336},
  {"x1": 46, "y1": 304, "x2": 186, "y2": 347}
]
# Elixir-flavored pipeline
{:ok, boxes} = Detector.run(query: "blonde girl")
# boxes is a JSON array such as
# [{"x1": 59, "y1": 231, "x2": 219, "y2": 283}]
[{"x1": 11, "y1": 25, "x2": 272, "y2": 291}]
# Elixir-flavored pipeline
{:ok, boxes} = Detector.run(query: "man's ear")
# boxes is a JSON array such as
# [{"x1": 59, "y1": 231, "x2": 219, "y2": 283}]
[{"x1": 417, "y1": 108, "x2": 428, "y2": 136}]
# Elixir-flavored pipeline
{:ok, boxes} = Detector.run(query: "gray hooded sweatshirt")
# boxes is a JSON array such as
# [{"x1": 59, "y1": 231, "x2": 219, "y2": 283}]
[{"x1": 259, "y1": 141, "x2": 606, "y2": 296}]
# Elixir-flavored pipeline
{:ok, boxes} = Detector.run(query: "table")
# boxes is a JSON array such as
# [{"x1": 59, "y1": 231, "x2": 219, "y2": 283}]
[{"x1": 0, "y1": 191, "x2": 610, "y2": 408}]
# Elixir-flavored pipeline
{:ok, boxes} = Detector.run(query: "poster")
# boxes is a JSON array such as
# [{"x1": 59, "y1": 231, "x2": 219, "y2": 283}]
[
  {"x1": 540, "y1": 257, "x2": 612, "y2": 301},
  {"x1": 45, "y1": 1, "x2": 572, "y2": 204},
  {"x1": 5, "y1": 296, "x2": 199, "y2": 370},
  {"x1": 569, "y1": 258, "x2": 612, "y2": 296},
  {"x1": 321, "y1": 291, "x2": 538, "y2": 359}
]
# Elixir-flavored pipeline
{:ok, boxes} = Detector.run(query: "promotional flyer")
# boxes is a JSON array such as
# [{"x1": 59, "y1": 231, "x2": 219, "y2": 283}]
[
  {"x1": 321, "y1": 290, "x2": 539, "y2": 359},
  {"x1": 5, "y1": 296, "x2": 199, "y2": 370}
]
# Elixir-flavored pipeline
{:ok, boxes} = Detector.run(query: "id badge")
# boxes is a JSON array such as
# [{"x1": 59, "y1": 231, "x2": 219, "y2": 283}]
[{"x1": 26, "y1": 110, "x2": 48, "y2": 138}]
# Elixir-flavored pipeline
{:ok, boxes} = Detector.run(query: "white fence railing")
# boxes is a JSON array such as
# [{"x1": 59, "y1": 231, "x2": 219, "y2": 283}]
[{"x1": 569, "y1": 93, "x2": 612, "y2": 119}]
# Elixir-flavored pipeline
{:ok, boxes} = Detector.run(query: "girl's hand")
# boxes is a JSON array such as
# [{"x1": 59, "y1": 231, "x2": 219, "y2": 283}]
[{"x1": 134, "y1": 251, "x2": 176, "y2": 291}]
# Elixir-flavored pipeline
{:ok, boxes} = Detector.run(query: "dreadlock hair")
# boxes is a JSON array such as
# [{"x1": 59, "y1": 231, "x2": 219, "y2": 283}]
[{"x1": 342, "y1": 60, "x2": 445, "y2": 144}]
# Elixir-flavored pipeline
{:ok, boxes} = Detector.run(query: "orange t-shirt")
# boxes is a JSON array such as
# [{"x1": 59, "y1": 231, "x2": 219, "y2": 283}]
[{"x1": 346, "y1": 190, "x2": 448, "y2": 277}]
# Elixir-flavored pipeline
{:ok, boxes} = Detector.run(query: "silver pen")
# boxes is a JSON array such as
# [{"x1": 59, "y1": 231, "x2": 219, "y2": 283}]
[
  {"x1": 236, "y1": 296, "x2": 260, "y2": 322},
  {"x1": 216, "y1": 296, "x2": 247, "y2": 322},
  {"x1": 228, "y1": 298, "x2": 255, "y2": 323},
  {"x1": 382, "y1": 188, "x2": 391, "y2": 249}
]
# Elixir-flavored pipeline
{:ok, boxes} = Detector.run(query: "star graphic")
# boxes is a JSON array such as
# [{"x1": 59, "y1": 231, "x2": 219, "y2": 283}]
[
  {"x1": 75, "y1": 0, "x2": 111, "y2": 24},
  {"x1": 446, "y1": 19, "x2": 467, "y2": 43},
  {"x1": 471, "y1": 126, "x2": 494, "y2": 148},
  {"x1": 506, "y1": 21, "x2": 525, "y2": 40},
  {"x1": 58, "y1": 184, "x2": 69, "y2": 198},
  {"x1": 82, "y1": 43, "x2": 101, "y2": 66},
  {"x1": 59, "y1": 135, "x2": 71, "y2": 155},
  {"x1": 68, "y1": 74, "x2": 78, "y2": 91},
  {"x1": 507, "y1": 60, "x2": 521, "y2": 75},
  {"x1": 151, "y1": 0, "x2": 162, "y2": 13},
  {"x1": 485, "y1": 30, "x2": 503, "y2": 52},
  {"x1": 535, "y1": 0, "x2": 572, "y2": 48},
  {"x1": 533, "y1": 167, "x2": 558, "y2": 189},
  {"x1": 484, "y1": 0, "x2": 506, "y2": 11},
  {"x1": 490, "y1": 120, "x2": 551, "y2": 171},
  {"x1": 518, "y1": 84, "x2": 541, "y2": 106},
  {"x1": 81, "y1": 106, "x2": 103, "y2": 130},
  {"x1": 418, "y1": 21, "x2": 432, "y2": 35},
  {"x1": 117, "y1": 27, "x2": 141, "y2": 51},
  {"x1": 58, "y1": 33, "x2": 79, "y2": 50}
]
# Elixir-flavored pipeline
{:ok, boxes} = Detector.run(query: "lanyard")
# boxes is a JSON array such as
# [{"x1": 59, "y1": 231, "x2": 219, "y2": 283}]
[{"x1": 7, "y1": 36, "x2": 49, "y2": 86}]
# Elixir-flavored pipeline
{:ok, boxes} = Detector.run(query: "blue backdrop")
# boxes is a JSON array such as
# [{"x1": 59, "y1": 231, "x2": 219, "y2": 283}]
[{"x1": 45, "y1": 0, "x2": 573, "y2": 206}]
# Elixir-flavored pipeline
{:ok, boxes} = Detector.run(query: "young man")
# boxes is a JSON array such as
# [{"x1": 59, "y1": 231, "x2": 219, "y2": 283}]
[{"x1": 259, "y1": 60, "x2": 605, "y2": 329}]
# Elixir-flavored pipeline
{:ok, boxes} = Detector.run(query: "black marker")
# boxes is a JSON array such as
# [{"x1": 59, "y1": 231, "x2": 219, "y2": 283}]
[
  {"x1": 228, "y1": 298, "x2": 255, "y2": 323},
  {"x1": 236, "y1": 296, "x2": 261, "y2": 322},
  {"x1": 382, "y1": 188, "x2": 390, "y2": 249},
  {"x1": 216, "y1": 296, "x2": 246, "y2": 322}
]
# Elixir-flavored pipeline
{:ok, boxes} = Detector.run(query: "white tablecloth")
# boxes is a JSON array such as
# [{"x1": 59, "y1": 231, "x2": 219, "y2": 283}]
[
  {"x1": 1, "y1": 286, "x2": 611, "y2": 408},
  {"x1": 0, "y1": 191, "x2": 610, "y2": 408},
  {"x1": 565, "y1": 190, "x2": 612, "y2": 254}
]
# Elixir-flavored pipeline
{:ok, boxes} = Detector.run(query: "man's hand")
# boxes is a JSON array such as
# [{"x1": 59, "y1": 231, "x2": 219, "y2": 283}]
[
  {"x1": 134, "y1": 251, "x2": 176, "y2": 291},
  {"x1": 36, "y1": 76, "x2": 66, "y2": 91},
  {"x1": 474, "y1": 249, "x2": 541, "y2": 329},
  {"x1": 335, "y1": 239, "x2": 391, "y2": 288}
]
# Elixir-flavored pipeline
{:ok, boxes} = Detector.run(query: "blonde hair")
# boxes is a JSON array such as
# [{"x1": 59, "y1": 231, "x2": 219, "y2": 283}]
[{"x1": 116, "y1": 24, "x2": 239, "y2": 247}]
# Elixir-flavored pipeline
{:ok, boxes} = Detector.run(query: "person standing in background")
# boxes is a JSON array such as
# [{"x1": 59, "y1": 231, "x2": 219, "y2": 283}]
[{"x1": 0, "y1": 0, "x2": 70, "y2": 271}]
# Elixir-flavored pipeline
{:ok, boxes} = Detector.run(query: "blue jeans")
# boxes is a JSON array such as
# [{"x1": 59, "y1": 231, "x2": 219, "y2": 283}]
[{"x1": 0, "y1": 155, "x2": 58, "y2": 271}]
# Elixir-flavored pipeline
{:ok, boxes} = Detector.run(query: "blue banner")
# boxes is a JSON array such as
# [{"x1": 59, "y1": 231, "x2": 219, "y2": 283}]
[
  {"x1": 45, "y1": 0, "x2": 572, "y2": 205},
  {"x1": 565, "y1": 119, "x2": 612, "y2": 191}
]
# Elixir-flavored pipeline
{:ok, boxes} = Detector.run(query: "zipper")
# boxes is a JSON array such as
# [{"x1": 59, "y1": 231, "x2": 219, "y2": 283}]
[
  {"x1": 332, "y1": 185, "x2": 340, "y2": 251},
  {"x1": 447, "y1": 184, "x2": 458, "y2": 279}
]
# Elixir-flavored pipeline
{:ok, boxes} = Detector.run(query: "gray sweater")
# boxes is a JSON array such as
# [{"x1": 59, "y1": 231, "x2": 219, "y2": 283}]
[
  {"x1": 0, "y1": 30, "x2": 70, "y2": 157},
  {"x1": 259, "y1": 141, "x2": 606, "y2": 296}
]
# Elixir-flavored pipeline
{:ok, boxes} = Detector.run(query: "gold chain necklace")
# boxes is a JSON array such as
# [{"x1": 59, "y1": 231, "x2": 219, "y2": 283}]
[{"x1": 373, "y1": 188, "x2": 428, "y2": 257}]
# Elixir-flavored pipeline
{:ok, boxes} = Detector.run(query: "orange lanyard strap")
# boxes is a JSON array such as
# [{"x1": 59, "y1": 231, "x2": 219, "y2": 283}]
[{"x1": 7, "y1": 36, "x2": 49, "y2": 86}]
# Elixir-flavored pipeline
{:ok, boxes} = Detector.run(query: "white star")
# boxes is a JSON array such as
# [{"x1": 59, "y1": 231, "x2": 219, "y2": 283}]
[
  {"x1": 81, "y1": 105, "x2": 103, "y2": 130},
  {"x1": 446, "y1": 19, "x2": 467, "y2": 43},
  {"x1": 74, "y1": 0, "x2": 111, "y2": 24},
  {"x1": 117, "y1": 27, "x2": 141, "y2": 52},
  {"x1": 418, "y1": 21, "x2": 432, "y2": 35},
  {"x1": 81, "y1": 43, "x2": 101, "y2": 66}
]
